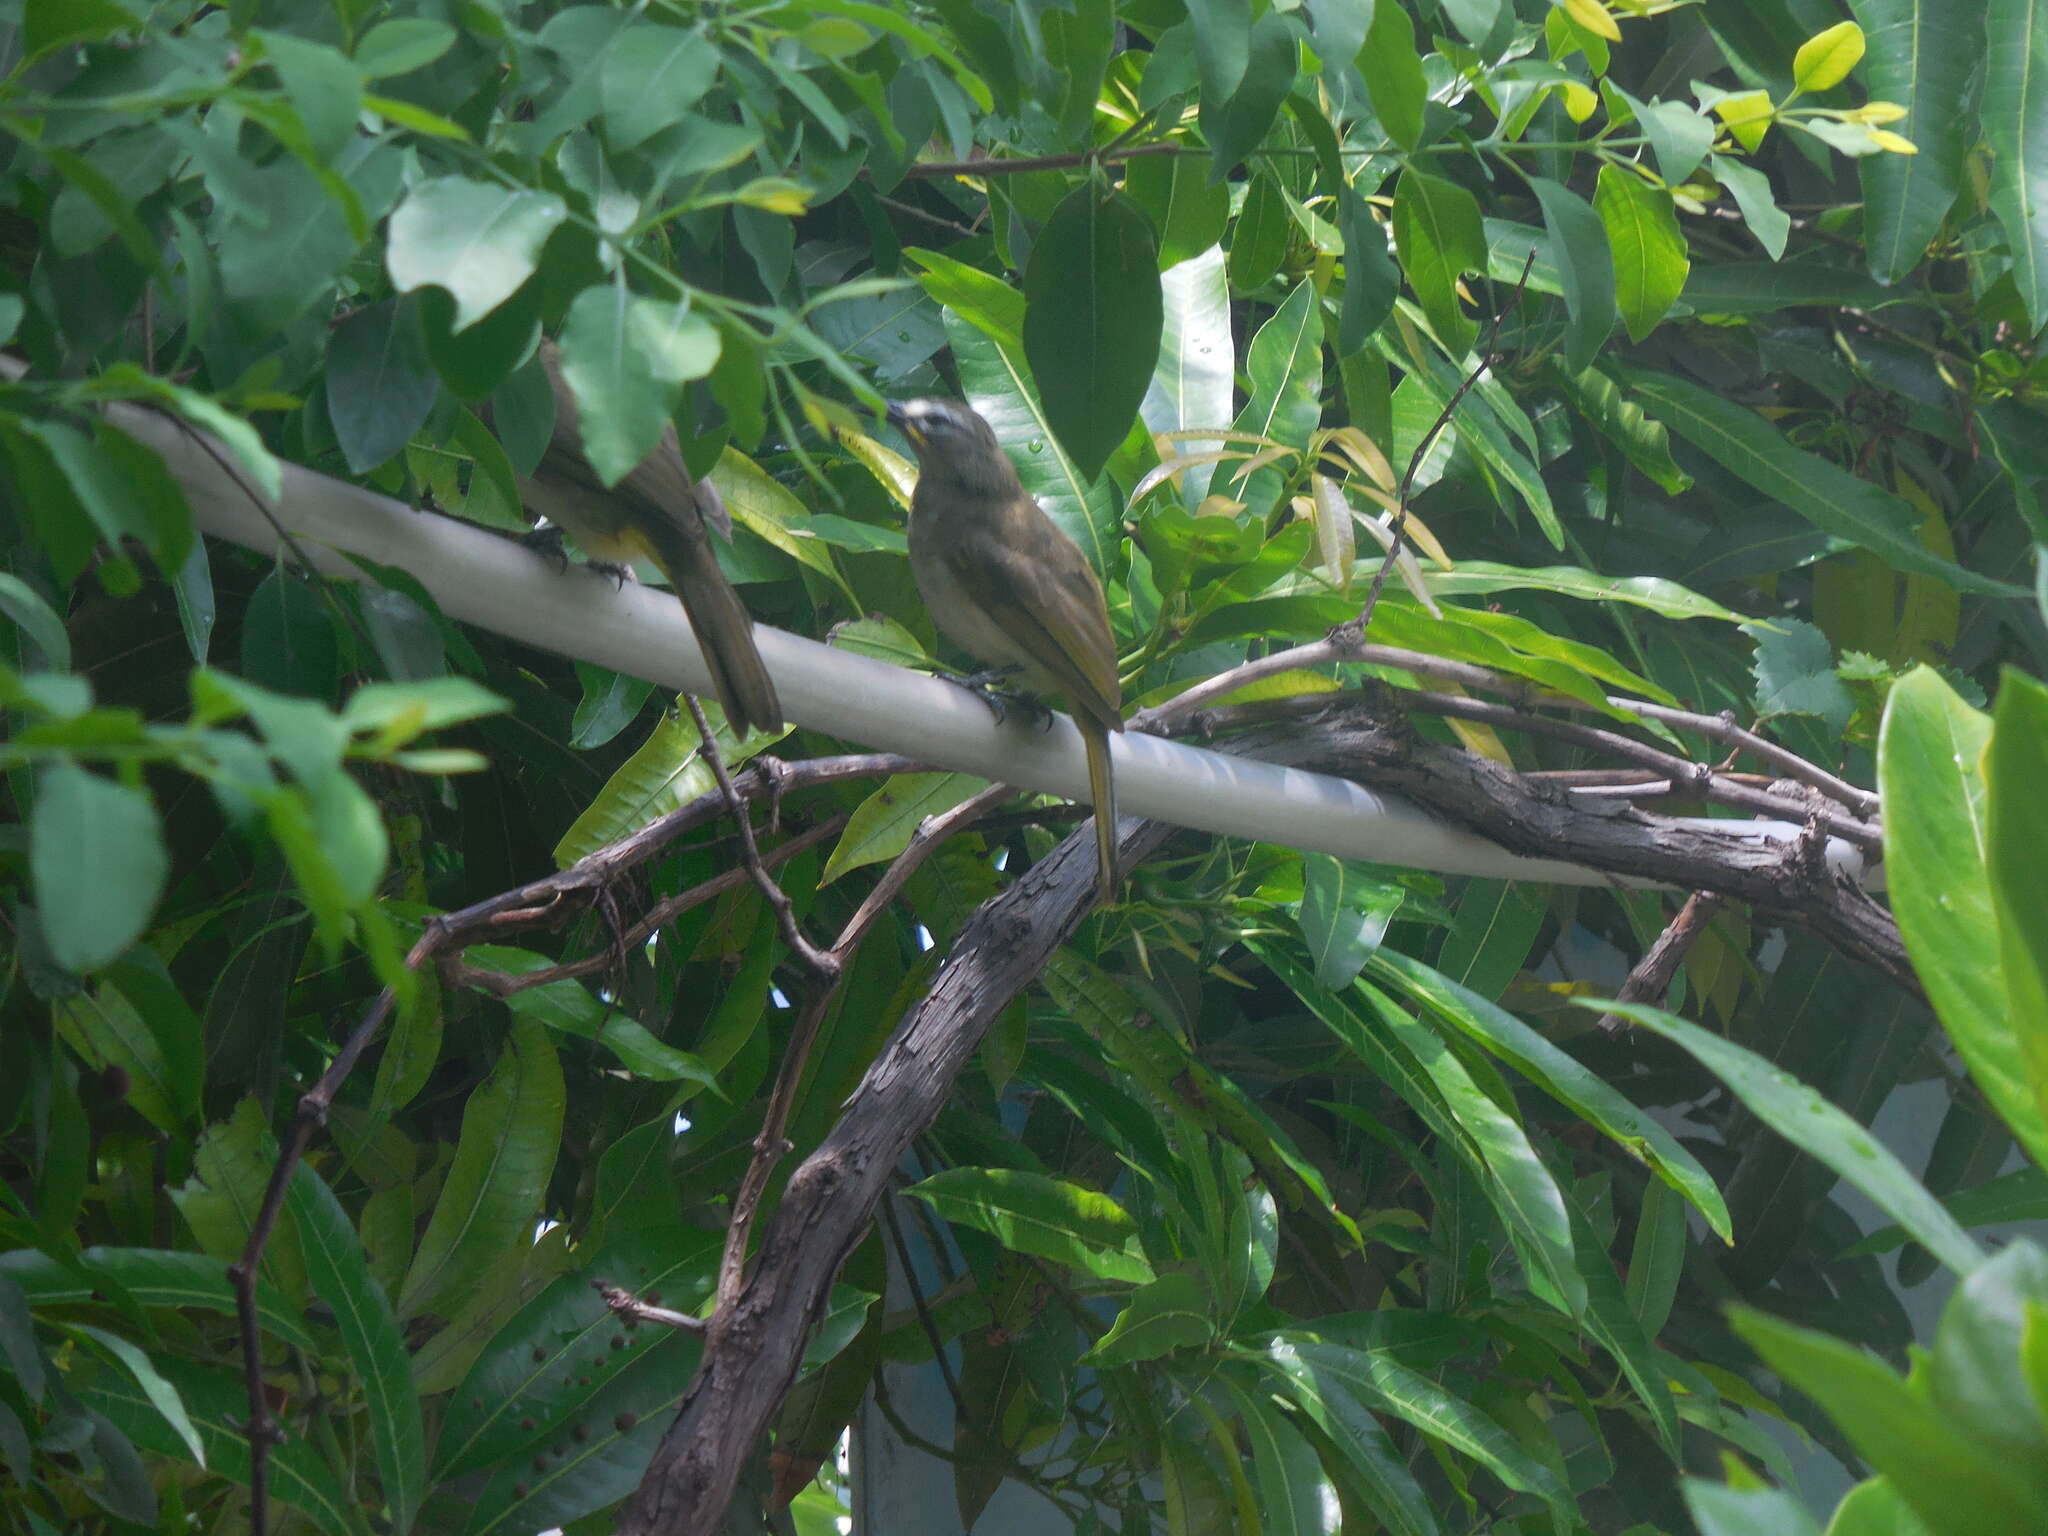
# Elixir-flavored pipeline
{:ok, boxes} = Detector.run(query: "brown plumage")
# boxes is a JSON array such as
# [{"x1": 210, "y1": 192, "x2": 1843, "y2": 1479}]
[
  {"x1": 518, "y1": 340, "x2": 780, "y2": 737},
  {"x1": 887, "y1": 398, "x2": 1124, "y2": 897}
]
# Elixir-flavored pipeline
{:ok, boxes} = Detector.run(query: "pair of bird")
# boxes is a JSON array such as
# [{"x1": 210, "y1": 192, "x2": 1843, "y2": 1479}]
[{"x1": 521, "y1": 346, "x2": 1124, "y2": 896}]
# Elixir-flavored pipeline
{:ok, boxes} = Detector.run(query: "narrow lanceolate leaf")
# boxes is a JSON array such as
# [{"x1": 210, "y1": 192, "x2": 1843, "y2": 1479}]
[
  {"x1": 1022, "y1": 184, "x2": 1163, "y2": 483},
  {"x1": 1983, "y1": 0, "x2": 2048, "y2": 326},
  {"x1": 1528, "y1": 178, "x2": 1616, "y2": 373},
  {"x1": 1593, "y1": 166, "x2": 1688, "y2": 341},
  {"x1": 1221, "y1": 1376, "x2": 1341, "y2": 1536},
  {"x1": 1848, "y1": 0, "x2": 1983, "y2": 281},
  {"x1": 397, "y1": 1020, "x2": 566, "y2": 1318},
  {"x1": 1592, "y1": 999, "x2": 1985, "y2": 1276},
  {"x1": 906, "y1": 1167, "x2": 1154, "y2": 1283},
  {"x1": 1626, "y1": 370, "x2": 2021, "y2": 595},
  {"x1": 1247, "y1": 1339, "x2": 1438, "y2": 1536},
  {"x1": 288, "y1": 1166, "x2": 424, "y2": 1534},
  {"x1": 1986, "y1": 673, "x2": 2048, "y2": 1131},
  {"x1": 821, "y1": 772, "x2": 987, "y2": 883},
  {"x1": 1140, "y1": 246, "x2": 1234, "y2": 507},
  {"x1": 1299, "y1": 856, "x2": 1402, "y2": 991},
  {"x1": 1371, "y1": 950, "x2": 1731, "y2": 1242},
  {"x1": 1879, "y1": 668, "x2": 2048, "y2": 1167}
]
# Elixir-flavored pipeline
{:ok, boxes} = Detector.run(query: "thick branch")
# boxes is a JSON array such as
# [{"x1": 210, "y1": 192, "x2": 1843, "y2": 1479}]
[{"x1": 617, "y1": 816, "x2": 1174, "y2": 1534}]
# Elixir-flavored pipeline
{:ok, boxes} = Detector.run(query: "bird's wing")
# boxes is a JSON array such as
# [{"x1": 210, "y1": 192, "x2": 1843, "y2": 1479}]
[{"x1": 934, "y1": 493, "x2": 1123, "y2": 732}]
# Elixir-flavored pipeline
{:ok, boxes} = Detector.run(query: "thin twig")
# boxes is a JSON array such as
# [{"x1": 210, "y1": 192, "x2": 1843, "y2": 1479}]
[
  {"x1": 1595, "y1": 891, "x2": 1727, "y2": 1033},
  {"x1": 597, "y1": 1281, "x2": 708, "y2": 1334},
  {"x1": 1359, "y1": 249, "x2": 1537, "y2": 629},
  {"x1": 898, "y1": 141, "x2": 1186, "y2": 179}
]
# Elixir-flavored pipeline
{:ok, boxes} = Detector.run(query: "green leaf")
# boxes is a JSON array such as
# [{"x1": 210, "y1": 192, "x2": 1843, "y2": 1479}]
[
  {"x1": 1232, "y1": 279, "x2": 1324, "y2": 516},
  {"x1": 63, "y1": 1324, "x2": 204, "y2": 1468},
  {"x1": 1850, "y1": 0, "x2": 1980, "y2": 282},
  {"x1": 1124, "y1": 152, "x2": 1230, "y2": 269},
  {"x1": 1203, "y1": 11, "x2": 1298, "y2": 180},
  {"x1": 0, "y1": 573, "x2": 70, "y2": 669},
  {"x1": 1140, "y1": 246, "x2": 1233, "y2": 506},
  {"x1": 1983, "y1": 670, "x2": 2048, "y2": 1147},
  {"x1": 386, "y1": 178, "x2": 567, "y2": 332},
  {"x1": 1924, "y1": 1242, "x2": 2048, "y2": 1466},
  {"x1": 1336, "y1": 188, "x2": 1398, "y2": 356},
  {"x1": 53, "y1": 957, "x2": 202, "y2": 1133},
  {"x1": 1746, "y1": 617, "x2": 1854, "y2": 731},
  {"x1": 1299, "y1": 856, "x2": 1403, "y2": 990},
  {"x1": 1984, "y1": 0, "x2": 2048, "y2": 327},
  {"x1": 1592, "y1": 999, "x2": 1985, "y2": 1276},
  {"x1": 601, "y1": 21, "x2": 719, "y2": 153},
  {"x1": 1022, "y1": 185, "x2": 1163, "y2": 483},
  {"x1": 1426, "y1": 560, "x2": 1739, "y2": 619},
  {"x1": 1711, "y1": 155, "x2": 1791, "y2": 260},
  {"x1": 29, "y1": 762, "x2": 167, "y2": 975},
  {"x1": 255, "y1": 30, "x2": 363, "y2": 162},
  {"x1": 1628, "y1": 371, "x2": 2017, "y2": 594},
  {"x1": 907, "y1": 1168, "x2": 1154, "y2": 1284},
  {"x1": 1188, "y1": 0, "x2": 1253, "y2": 104},
  {"x1": 1371, "y1": 949, "x2": 1731, "y2": 1241},
  {"x1": 435, "y1": 1226, "x2": 718, "y2": 1480},
  {"x1": 1084, "y1": 1271, "x2": 1214, "y2": 1365},
  {"x1": 79, "y1": 1356, "x2": 354, "y2": 1536},
  {"x1": 328, "y1": 297, "x2": 441, "y2": 474},
  {"x1": 0, "y1": 1247, "x2": 318, "y2": 1354},
  {"x1": 1229, "y1": 167, "x2": 1292, "y2": 293},
  {"x1": 1358, "y1": 0, "x2": 1427, "y2": 151},
  {"x1": 1626, "y1": 1176, "x2": 1688, "y2": 1338},
  {"x1": 1247, "y1": 1344, "x2": 1438, "y2": 1536},
  {"x1": 1223, "y1": 1377, "x2": 1341, "y2": 1536},
  {"x1": 353, "y1": 18, "x2": 457, "y2": 78},
  {"x1": 397, "y1": 1020, "x2": 565, "y2": 1318},
  {"x1": 1551, "y1": 365, "x2": 1691, "y2": 494},
  {"x1": 1683, "y1": 1479, "x2": 1823, "y2": 1536},
  {"x1": 1392, "y1": 171, "x2": 1486, "y2": 355},
  {"x1": 558, "y1": 288, "x2": 721, "y2": 487},
  {"x1": 1594, "y1": 166, "x2": 1689, "y2": 341},
  {"x1": 469, "y1": 947, "x2": 718, "y2": 1088},
  {"x1": 288, "y1": 1165, "x2": 424, "y2": 1533},
  {"x1": 1730, "y1": 1306, "x2": 2044, "y2": 1535},
  {"x1": 1879, "y1": 668, "x2": 2048, "y2": 1165},
  {"x1": 26, "y1": 418, "x2": 192, "y2": 577},
  {"x1": 1273, "y1": 1338, "x2": 1571, "y2": 1514},
  {"x1": 1794, "y1": 21, "x2": 1867, "y2": 91},
  {"x1": 23, "y1": 0, "x2": 138, "y2": 59},
  {"x1": 822, "y1": 773, "x2": 987, "y2": 883},
  {"x1": 1529, "y1": 177, "x2": 1617, "y2": 373}
]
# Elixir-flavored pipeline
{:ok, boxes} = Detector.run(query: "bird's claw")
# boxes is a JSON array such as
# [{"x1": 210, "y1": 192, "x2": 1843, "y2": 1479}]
[
  {"x1": 521, "y1": 524, "x2": 570, "y2": 572},
  {"x1": 938, "y1": 665, "x2": 1045, "y2": 727}
]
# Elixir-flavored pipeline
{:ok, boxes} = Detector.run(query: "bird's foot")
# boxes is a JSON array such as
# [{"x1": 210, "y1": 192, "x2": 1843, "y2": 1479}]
[
  {"x1": 521, "y1": 524, "x2": 570, "y2": 572},
  {"x1": 937, "y1": 666, "x2": 1046, "y2": 728},
  {"x1": 588, "y1": 560, "x2": 634, "y2": 590}
]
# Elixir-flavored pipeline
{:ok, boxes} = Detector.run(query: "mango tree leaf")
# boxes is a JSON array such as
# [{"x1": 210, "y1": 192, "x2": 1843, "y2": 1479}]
[
  {"x1": 1594, "y1": 166, "x2": 1689, "y2": 341},
  {"x1": 1682, "y1": 1479, "x2": 1823, "y2": 1536},
  {"x1": 1529, "y1": 177, "x2": 1616, "y2": 373},
  {"x1": 1140, "y1": 246, "x2": 1233, "y2": 506},
  {"x1": 1628, "y1": 371, "x2": 2020, "y2": 595},
  {"x1": 1358, "y1": 1, "x2": 1426, "y2": 151},
  {"x1": 907, "y1": 1168, "x2": 1154, "y2": 1284},
  {"x1": 1592, "y1": 999, "x2": 1984, "y2": 1276},
  {"x1": 1084, "y1": 1271, "x2": 1214, "y2": 1365},
  {"x1": 1846, "y1": 0, "x2": 1974, "y2": 280},
  {"x1": 1202, "y1": 11, "x2": 1297, "y2": 180},
  {"x1": 1244, "y1": 1342, "x2": 1437, "y2": 1536},
  {"x1": 1880, "y1": 668, "x2": 2048, "y2": 1166},
  {"x1": 288, "y1": 1164, "x2": 424, "y2": 1533},
  {"x1": 397, "y1": 1020, "x2": 565, "y2": 1318},
  {"x1": 1392, "y1": 170, "x2": 1485, "y2": 355},
  {"x1": 1220, "y1": 1376, "x2": 1341, "y2": 1536},
  {"x1": 328, "y1": 297, "x2": 440, "y2": 473},
  {"x1": 558, "y1": 287, "x2": 721, "y2": 486},
  {"x1": 1299, "y1": 856, "x2": 1403, "y2": 990},
  {"x1": 1983, "y1": 0, "x2": 2048, "y2": 327},
  {"x1": 822, "y1": 772, "x2": 987, "y2": 884},
  {"x1": 1983, "y1": 670, "x2": 2048, "y2": 1143},
  {"x1": 1023, "y1": 184, "x2": 1163, "y2": 482}
]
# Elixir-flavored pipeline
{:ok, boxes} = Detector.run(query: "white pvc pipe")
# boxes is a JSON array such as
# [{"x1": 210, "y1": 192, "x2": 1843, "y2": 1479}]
[{"x1": 82, "y1": 384, "x2": 1858, "y2": 888}]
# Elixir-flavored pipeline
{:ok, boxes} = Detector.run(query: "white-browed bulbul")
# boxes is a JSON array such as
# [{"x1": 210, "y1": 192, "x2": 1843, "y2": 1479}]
[
  {"x1": 887, "y1": 398, "x2": 1124, "y2": 898},
  {"x1": 517, "y1": 340, "x2": 781, "y2": 737}
]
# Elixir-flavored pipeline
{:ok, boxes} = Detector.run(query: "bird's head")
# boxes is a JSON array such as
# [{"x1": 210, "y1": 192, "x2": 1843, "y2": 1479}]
[{"x1": 885, "y1": 398, "x2": 1018, "y2": 497}]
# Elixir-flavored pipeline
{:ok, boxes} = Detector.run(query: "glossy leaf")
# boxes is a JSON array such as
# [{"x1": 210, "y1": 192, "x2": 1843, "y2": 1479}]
[
  {"x1": 398, "y1": 1020, "x2": 566, "y2": 1319},
  {"x1": 1529, "y1": 177, "x2": 1616, "y2": 373},
  {"x1": 1594, "y1": 1000, "x2": 1984, "y2": 1276},
  {"x1": 1299, "y1": 856, "x2": 1403, "y2": 990},
  {"x1": 1392, "y1": 170, "x2": 1486, "y2": 355},
  {"x1": 1984, "y1": 670, "x2": 2048, "y2": 1173},
  {"x1": 1848, "y1": 0, "x2": 1979, "y2": 281},
  {"x1": 1880, "y1": 668, "x2": 2048, "y2": 1165},
  {"x1": 822, "y1": 772, "x2": 987, "y2": 883},
  {"x1": 1140, "y1": 246, "x2": 1233, "y2": 505},
  {"x1": 907, "y1": 1168, "x2": 1154, "y2": 1284},
  {"x1": 386, "y1": 178, "x2": 566, "y2": 331},
  {"x1": 1085, "y1": 1270, "x2": 1213, "y2": 1365},
  {"x1": 289, "y1": 1164, "x2": 424, "y2": 1532},
  {"x1": 1594, "y1": 166, "x2": 1689, "y2": 341},
  {"x1": 1984, "y1": 0, "x2": 2048, "y2": 326}
]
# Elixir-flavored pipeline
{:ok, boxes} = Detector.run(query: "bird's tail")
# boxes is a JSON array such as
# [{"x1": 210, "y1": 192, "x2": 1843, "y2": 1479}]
[
  {"x1": 1081, "y1": 717, "x2": 1119, "y2": 901},
  {"x1": 642, "y1": 511, "x2": 781, "y2": 738}
]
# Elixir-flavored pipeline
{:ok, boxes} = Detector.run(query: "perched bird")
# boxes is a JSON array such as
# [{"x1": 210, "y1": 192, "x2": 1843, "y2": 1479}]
[
  {"x1": 516, "y1": 340, "x2": 780, "y2": 737},
  {"x1": 886, "y1": 398, "x2": 1124, "y2": 897}
]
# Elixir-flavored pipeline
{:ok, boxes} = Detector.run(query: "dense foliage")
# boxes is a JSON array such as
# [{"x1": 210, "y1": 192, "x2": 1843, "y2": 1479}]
[{"x1": 1, "y1": 0, "x2": 2046, "y2": 1532}]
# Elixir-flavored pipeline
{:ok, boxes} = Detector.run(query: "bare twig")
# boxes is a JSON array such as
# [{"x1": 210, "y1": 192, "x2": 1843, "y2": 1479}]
[
  {"x1": 1595, "y1": 892, "x2": 1728, "y2": 1033},
  {"x1": 1359, "y1": 250, "x2": 1537, "y2": 628},
  {"x1": 597, "y1": 1281, "x2": 708, "y2": 1334}
]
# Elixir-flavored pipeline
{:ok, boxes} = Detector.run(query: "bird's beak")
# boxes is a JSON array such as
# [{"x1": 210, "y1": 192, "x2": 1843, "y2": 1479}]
[{"x1": 884, "y1": 400, "x2": 920, "y2": 446}]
